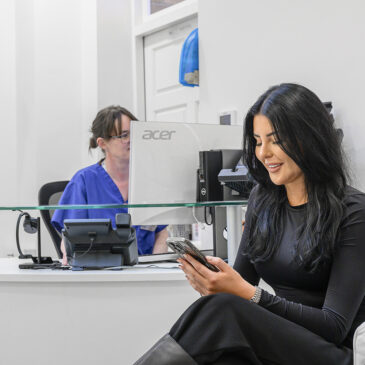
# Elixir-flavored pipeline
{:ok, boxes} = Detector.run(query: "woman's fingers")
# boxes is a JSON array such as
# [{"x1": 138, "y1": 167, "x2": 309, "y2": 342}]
[
  {"x1": 178, "y1": 258, "x2": 210, "y2": 291},
  {"x1": 183, "y1": 254, "x2": 216, "y2": 276},
  {"x1": 179, "y1": 262, "x2": 205, "y2": 295},
  {"x1": 184, "y1": 273, "x2": 206, "y2": 295},
  {"x1": 179, "y1": 257, "x2": 204, "y2": 279},
  {"x1": 179, "y1": 255, "x2": 251, "y2": 298},
  {"x1": 205, "y1": 256, "x2": 229, "y2": 272}
]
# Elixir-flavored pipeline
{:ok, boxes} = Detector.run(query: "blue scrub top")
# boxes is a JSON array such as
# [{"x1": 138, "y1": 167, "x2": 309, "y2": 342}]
[{"x1": 51, "y1": 163, "x2": 167, "y2": 255}]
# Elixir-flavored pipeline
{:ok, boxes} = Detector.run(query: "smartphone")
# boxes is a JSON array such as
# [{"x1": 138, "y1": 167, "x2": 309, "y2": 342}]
[{"x1": 166, "y1": 237, "x2": 219, "y2": 272}]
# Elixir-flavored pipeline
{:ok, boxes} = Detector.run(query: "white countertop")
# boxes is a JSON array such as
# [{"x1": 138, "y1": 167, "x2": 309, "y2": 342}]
[{"x1": 0, "y1": 258, "x2": 185, "y2": 282}]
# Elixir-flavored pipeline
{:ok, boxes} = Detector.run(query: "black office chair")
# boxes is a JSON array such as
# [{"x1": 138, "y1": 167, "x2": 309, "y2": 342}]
[{"x1": 38, "y1": 181, "x2": 69, "y2": 259}]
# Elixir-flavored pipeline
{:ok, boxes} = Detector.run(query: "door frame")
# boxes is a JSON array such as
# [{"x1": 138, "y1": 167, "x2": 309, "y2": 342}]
[{"x1": 131, "y1": 0, "x2": 198, "y2": 120}]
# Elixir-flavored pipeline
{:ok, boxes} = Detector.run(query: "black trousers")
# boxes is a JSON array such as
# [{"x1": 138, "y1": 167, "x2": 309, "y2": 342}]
[{"x1": 169, "y1": 293, "x2": 353, "y2": 365}]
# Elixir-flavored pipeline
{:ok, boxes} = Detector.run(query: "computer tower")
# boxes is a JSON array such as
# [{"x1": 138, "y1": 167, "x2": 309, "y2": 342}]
[
  {"x1": 196, "y1": 149, "x2": 244, "y2": 261},
  {"x1": 197, "y1": 149, "x2": 242, "y2": 202},
  {"x1": 197, "y1": 151, "x2": 223, "y2": 202}
]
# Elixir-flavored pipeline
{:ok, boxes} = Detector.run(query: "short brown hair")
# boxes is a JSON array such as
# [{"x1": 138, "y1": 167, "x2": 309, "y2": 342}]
[{"x1": 89, "y1": 105, "x2": 138, "y2": 151}]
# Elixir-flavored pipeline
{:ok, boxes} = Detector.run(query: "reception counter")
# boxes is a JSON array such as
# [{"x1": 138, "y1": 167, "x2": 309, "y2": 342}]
[{"x1": 0, "y1": 259, "x2": 199, "y2": 365}]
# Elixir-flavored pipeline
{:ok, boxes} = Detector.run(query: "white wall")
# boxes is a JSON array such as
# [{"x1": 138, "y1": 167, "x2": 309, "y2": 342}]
[
  {"x1": 198, "y1": 0, "x2": 365, "y2": 189},
  {"x1": 0, "y1": 0, "x2": 134, "y2": 257},
  {"x1": 97, "y1": 0, "x2": 134, "y2": 111},
  {"x1": 0, "y1": 0, "x2": 18, "y2": 257},
  {"x1": 15, "y1": 0, "x2": 98, "y2": 206},
  {"x1": 9, "y1": 0, "x2": 99, "y2": 257}
]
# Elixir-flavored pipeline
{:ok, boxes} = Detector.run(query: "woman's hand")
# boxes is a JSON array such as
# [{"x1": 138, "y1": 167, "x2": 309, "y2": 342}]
[
  {"x1": 60, "y1": 239, "x2": 68, "y2": 266},
  {"x1": 178, "y1": 255, "x2": 256, "y2": 300}
]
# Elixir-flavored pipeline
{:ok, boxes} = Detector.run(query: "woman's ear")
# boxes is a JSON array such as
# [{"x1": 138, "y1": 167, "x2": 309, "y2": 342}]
[{"x1": 96, "y1": 137, "x2": 106, "y2": 150}]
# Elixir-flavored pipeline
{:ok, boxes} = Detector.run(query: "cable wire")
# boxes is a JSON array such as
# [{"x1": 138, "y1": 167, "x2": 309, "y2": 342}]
[{"x1": 15, "y1": 211, "x2": 32, "y2": 259}]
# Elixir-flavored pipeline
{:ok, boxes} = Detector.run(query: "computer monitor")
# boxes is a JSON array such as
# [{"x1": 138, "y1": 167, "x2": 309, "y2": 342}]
[{"x1": 128, "y1": 121, "x2": 243, "y2": 225}]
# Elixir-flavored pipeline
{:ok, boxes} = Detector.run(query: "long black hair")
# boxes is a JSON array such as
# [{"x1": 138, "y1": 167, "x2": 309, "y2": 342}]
[{"x1": 242, "y1": 83, "x2": 349, "y2": 272}]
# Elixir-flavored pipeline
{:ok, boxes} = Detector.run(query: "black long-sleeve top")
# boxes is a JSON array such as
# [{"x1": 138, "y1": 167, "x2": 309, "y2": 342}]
[{"x1": 233, "y1": 185, "x2": 365, "y2": 348}]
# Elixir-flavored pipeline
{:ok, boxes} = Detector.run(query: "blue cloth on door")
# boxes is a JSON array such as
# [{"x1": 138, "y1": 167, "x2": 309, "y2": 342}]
[{"x1": 179, "y1": 28, "x2": 199, "y2": 87}]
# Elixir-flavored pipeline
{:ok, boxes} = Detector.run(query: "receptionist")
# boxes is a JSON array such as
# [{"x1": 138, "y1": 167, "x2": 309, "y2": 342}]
[{"x1": 52, "y1": 105, "x2": 168, "y2": 264}]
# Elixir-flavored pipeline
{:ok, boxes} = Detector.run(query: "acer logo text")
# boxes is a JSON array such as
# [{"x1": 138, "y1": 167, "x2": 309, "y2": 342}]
[{"x1": 142, "y1": 130, "x2": 176, "y2": 140}]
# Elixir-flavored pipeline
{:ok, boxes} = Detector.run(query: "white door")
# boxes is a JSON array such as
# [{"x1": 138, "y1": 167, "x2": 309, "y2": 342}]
[{"x1": 144, "y1": 17, "x2": 199, "y2": 123}]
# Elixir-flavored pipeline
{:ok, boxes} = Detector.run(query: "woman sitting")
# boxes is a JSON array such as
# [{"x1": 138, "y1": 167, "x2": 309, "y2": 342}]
[{"x1": 134, "y1": 83, "x2": 364, "y2": 364}]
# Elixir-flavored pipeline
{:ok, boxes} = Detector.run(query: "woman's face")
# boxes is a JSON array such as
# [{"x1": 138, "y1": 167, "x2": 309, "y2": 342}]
[
  {"x1": 253, "y1": 114, "x2": 305, "y2": 190},
  {"x1": 97, "y1": 114, "x2": 131, "y2": 162}
]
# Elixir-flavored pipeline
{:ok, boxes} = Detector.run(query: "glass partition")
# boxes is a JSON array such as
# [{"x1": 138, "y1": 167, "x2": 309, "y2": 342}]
[
  {"x1": 0, "y1": 201, "x2": 248, "y2": 261},
  {"x1": 0, "y1": 200, "x2": 247, "y2": 211}
]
